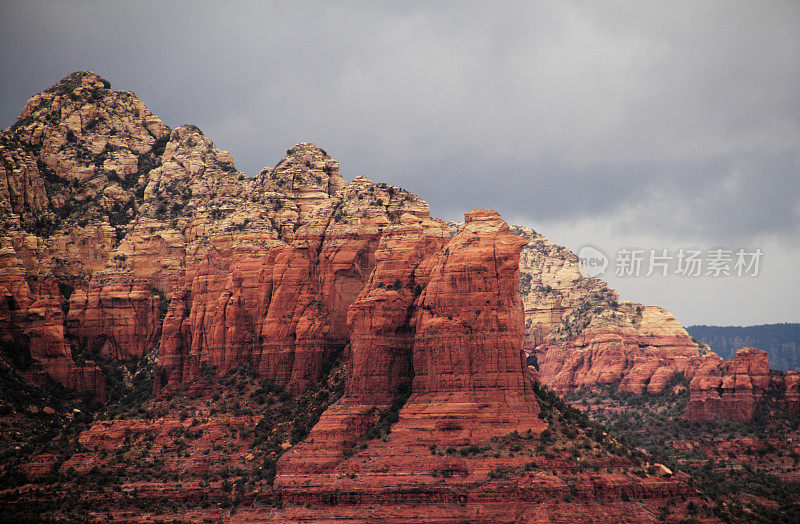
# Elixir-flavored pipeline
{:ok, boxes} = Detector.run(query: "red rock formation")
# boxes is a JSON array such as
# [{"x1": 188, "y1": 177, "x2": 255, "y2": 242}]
[
  {"x1": 277, "y1": 210, "x2": 545, "y2": 490},
  {"x1": 514, "y1": 228, "x2": 786, "y2": 425},
  {"x1": 277, "y1": 216, "x2": 449, "y2": 472},
  {"x1": 21, "y1": 296, "x2": 106, "y2": 399},
  {"x1": 535, "y1": 305, "x2": 703, "y2": 394},
  {"x1": 785, "y1": 371, "x2": 800, "y2": 414},
  {"x1": 512, "y1": 226, "x2": 708, "y2": 397},
  {"x1": 0, "y1": 244, "x2": 106, "y2": 399},
  {"x1": 686, "y1": 347, "x2": 770, "y2": 422},
  {"x1": 346, "y1": 217, "x2": 447, "y2": 400},
  {"x1": 2, "y1": 71, "x2": 718, "y2": 409},
  {"x1": 404, "y1": 209, "x2": 542, "y2": 438},
  {"x1": 155, "y1": 169, "x2": 432, "y2": 394},
  {"x1": 0, "y1": 140, "x2": 48, "y2": 222},
  {"x1": 66, "y1": 275, "x2": 164, "y2": 360},
  {"x1": 0, "y1": 70, "x2": 785, "y2": 423}
]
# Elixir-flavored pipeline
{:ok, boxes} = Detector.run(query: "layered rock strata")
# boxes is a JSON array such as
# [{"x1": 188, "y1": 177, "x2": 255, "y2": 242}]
[
  {"x1": 511, "y1": 226, "x2": 710, "y2": 397},
  {"x1": 0, "y1": 70, "x2": 784, "y2": 430},
  {"x1": 686, "y1": 347, "x2": 771, "y2": 422},
  {"x1": 278, "y1": 210, "x2": 545, "y2": 483}
]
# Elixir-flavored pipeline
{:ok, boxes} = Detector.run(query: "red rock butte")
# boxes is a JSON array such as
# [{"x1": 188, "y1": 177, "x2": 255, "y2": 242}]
[
  {"x1": 0, "y1": 71, "x2": 794, "y2": 521},
  {"x1": 1, "y1": 73, "x2": 788, "y2": 425},
  {"x1": 278, "y1": 210, "x2": 545, "y2": 489}
]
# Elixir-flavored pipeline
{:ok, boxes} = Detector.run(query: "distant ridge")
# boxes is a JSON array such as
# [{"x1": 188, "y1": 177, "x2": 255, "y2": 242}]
[{"x1": 687, "y1": 323, "x2": 800, "y2": 371}]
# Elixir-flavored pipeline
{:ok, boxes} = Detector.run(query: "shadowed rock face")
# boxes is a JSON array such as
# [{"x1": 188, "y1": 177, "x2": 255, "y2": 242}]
[{"x1": 685, "y1": 347, "x2": 771, "y2": 422}]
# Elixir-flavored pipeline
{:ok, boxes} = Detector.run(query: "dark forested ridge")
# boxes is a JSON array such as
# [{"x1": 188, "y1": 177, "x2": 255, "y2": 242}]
[{"x1": 687, "y1": 323, "x2": 800, "y2": 371}]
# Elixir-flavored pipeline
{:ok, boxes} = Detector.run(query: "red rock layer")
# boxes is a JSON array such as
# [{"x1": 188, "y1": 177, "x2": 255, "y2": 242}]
[
  {"x1": 155, "y1": 231, "x2": 374, "y2": 395},
  {"x1": 686, "y1": 347, "x2": 770, "y2": 422},
  {"x1": 534, "y1": 309, "x2": 703, "y2": 395},
  {"x1": 155, "y1": 179, "x2": 431, "y2": 395},
  {"x1": 0, "y1": 246, "x2": 106, "y2": 399},
  {"x1": 785, "y1": 371, "x2": 800, "y2": 414},
  {"x1": 277, "y1": 210, "x2": 545, "y2": 489},
  {"x1": 403, "y1": 209, "x2": 542, "y2": 439},
  {"x1": 346, "y1": 220, "x2": 446, "y2": 400},
  {"x1": 66, "y1": 275, "x2": 164, "y2": 360},
  {"x1": 20, "y1": 296, "x2": 106, "y2": 399},
  {"x1": 278, "y1": 216, "x2": 448, "y2": 473}
]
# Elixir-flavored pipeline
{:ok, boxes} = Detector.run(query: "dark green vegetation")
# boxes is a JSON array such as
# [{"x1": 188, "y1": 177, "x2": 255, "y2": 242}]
[
  {"x1": 566, "y1": 375, "x2": 800, "y2": 522},
  {"x1": 0, "y1": 358, "x2": 100, "y2": 489},
  {"x1": 440, "y1": 383, "x2": 653, "y2": 475},
  {"x1": 687, "y1": 323, "x2": 800, "y2": 371},
  {"x1": 0, "y1": 349, "x2": 346, "y2": 521},
  {"x1": 554, "y1": 288, "x2": 624, "y2": 339}
]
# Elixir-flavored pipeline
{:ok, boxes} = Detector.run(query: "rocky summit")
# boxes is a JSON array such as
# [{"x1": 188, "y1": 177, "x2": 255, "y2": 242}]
[{"x1": 1, "y1": 72, "x2": 798, "y2": 521}]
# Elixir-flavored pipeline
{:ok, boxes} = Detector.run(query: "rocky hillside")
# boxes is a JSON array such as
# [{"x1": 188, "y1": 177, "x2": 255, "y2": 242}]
[
  {"x1": 564, "y1": 369, "x2": 800, "y2": 521},
  {"x1": 3, "y1": 72, "x2": 789, "y2": 426},
  {"x1": 510, "y1": 226, "x2": 799, "y2": 424},
  {"x1": 0, "y1": 71, "x2": 793, "y2": 520}
]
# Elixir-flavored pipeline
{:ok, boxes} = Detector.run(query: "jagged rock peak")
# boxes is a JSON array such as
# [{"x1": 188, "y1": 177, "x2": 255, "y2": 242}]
[
  {"x1": 10, "y1": 70, "x2": 167, "y2": 140},
  {"x1": 12, "y1": 71, "x2": 111, "y2": 127},
  {"x1": 287, "y1": 141, "x2": 330, "y2": 158},
  {"x1": 160, "y1": 124, "x2": 236, "y2": 174},
  {"x1": 1, "y1": 70, "x2": 170, "y2": 236},
  {"x1": 256, "y1": 142, "x2": 347, "y2": 223},
  {"x1": 258, "y1": 142, "x2": 343, "y2": 186},
  {"x1": 42, "y1": 71, "x2": 111, "y2": 96}
]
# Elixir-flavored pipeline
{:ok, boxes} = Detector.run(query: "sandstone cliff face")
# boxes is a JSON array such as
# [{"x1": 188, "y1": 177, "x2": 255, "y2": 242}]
[
  {"x1": 0, "y1": 235, "x2": 106, "y2": 399},
  {"x1": 511, "y1": 226, "x2": 706, "y2": 397},
  {"x1": 275, "y1": 215, "x2": 449, "y2": 474},
  {"x1": 66, "y1": 276, "x2": 164, "y2": 360},
  {"x1": 0, "y1": 73, "x2": 377, "y2": 395},
  {"x1": 3, "y1": 71, "x2": 169, "y2": 239},
  {"x1": 534, "y1": 306, "x2": 704, "y2": 395},
  {"x1": 276, "y1": 209, "x2": 545, "y2": 489},
  {"x1": 686, "y1": 347, "x2": 771, "y2": 422},
  {"x1": 785, "y1": 370, "x2": 800, "y2": 415},
  {"x1": 513, "y1": 225, "x2": 610, "y2": 349},
  {"x1": 1, "y1": 71, "x2": 171, "y2": 395},
  {"x1": 154, "y1": 168, "x2": 431, "y2": 395}
]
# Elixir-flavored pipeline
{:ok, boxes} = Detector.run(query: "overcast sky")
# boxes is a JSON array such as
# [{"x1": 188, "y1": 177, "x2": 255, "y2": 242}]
[{"x1": 1, "y1": 1, "x2": 798, "y2": 326}]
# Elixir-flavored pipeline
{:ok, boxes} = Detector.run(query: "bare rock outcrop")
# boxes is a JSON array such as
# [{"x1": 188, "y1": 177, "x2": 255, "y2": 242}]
[
  {"x1": 785, "y1": 370, "x2": 800, "y2": 414},
  {"x1": 512, "y1": 227, "x2": 704, "y2": 396},
  {"x1": 686, "y1": 347, "x2": 771, "y2": 422},
  {"x1": 0, "y1": 71, "x2": 170, "y2": 395},
  {"x1": 277, "y1": 209, "x2": 545, "y2": 489}
]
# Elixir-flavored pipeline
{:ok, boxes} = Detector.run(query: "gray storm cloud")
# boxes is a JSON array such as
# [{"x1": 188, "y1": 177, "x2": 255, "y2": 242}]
[{"x1": 1, "y1": 0, "x2": 798, "y2": 324}]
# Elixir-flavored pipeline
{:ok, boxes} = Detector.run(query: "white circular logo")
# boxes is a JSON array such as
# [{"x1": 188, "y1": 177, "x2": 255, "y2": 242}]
[{"x1": 578, "y1": 245, "x2": 608, "y2": 277}]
